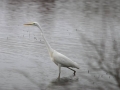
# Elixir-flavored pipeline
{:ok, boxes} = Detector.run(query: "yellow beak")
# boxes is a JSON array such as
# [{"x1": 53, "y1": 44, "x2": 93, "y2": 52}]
[{"x1": 24, "y1": 23, "x2": 33, "y2": 25}]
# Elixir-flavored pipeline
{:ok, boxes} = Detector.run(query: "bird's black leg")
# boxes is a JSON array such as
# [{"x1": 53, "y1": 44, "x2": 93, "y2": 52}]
[
  {"x1": 68, "y1": 67, "x2": 76, "y2": 76},
  {"x1": 58, "y1": 64, "x2": 61, "y2": 80}
]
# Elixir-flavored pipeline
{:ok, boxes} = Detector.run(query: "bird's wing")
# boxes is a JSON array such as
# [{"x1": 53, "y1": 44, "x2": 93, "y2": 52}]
[{"x1": 52, "y1": 50, "x2": 77, "y2": 68}]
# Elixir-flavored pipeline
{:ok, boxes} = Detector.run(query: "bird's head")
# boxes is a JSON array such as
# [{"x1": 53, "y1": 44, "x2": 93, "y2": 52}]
[{"x1": 24, "y1": 22, "x2": 39, "y2": 27}]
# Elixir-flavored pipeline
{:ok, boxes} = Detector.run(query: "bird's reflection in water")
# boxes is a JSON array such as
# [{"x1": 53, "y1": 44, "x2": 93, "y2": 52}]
[
  {"x1": 50, "y1": 75, "x2": 79, "y2": 86},
  {"x1": 47, "y1": 76, "x2": 79, "y2": 90}
]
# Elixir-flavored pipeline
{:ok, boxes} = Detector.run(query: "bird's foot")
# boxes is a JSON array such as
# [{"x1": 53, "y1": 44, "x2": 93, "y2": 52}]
[
  {"x1": 73, "y1": 71, "x2": 76, "y2": 76},
  {"x1": 57, "y1": 77, "x2": 60, "y2": 81},
  {"x1": 57, "y1": 78, "x2": 60, "y2": 81}
]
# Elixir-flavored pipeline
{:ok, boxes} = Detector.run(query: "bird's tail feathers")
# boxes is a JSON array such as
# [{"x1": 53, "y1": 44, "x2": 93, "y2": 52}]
[{"x1": 74, "y1": 62, "x2": 79, "y2": 69}]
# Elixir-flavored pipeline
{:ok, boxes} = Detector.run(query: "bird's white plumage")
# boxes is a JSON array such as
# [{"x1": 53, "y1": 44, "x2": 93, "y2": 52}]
[{"x1": 51, "y1": 50, "x2": 79, "y2": 69}]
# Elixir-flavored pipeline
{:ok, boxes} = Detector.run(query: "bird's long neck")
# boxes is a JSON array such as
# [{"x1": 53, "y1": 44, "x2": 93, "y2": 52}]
[{"x1": 37, "y1": 24, "x2": 53, "y2": 53}]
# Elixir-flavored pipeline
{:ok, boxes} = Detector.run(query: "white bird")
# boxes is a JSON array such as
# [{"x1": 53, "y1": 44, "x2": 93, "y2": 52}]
[{"x1": 24, "y1": 22, "x2": 79, "y2": 80}]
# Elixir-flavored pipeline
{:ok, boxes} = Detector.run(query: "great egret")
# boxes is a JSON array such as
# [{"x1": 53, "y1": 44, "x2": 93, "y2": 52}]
[{"x1": 24, "y1": 22, "x2": 79, "y2": 80}]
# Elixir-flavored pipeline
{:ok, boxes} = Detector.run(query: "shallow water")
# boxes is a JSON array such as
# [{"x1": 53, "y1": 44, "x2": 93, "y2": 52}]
[{"x1": 0, "y1": 0, "x2": 119, "y2": 90}]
